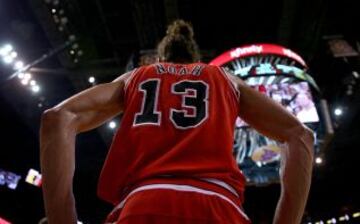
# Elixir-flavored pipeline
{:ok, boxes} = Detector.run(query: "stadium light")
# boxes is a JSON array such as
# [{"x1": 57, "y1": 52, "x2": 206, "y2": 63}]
[
  {"x1": 3, "y1": 55, "x2": 14, "y2": 64},
  {"x1": 308, "y1": 212, "x2": 358, "y2": 223},
  {"x1": 10, "y1": 51, "x2": 17, "y2": 58},
  {"x1": 88, "y1": 76, "x2": 95, "y2": 83},
  {"x1": 315, "y1": 157, "x2": 323, "y2": 164},
  {"x1": 109, "y1": 121, "x2": 117, "y2": 129},
  {"x1": 32, "y1": 85, "x2": 41, "y2": 93},
  {"x1": 1, "y1": 43, "x2": 42, "y2": 94},
  {"x1": 352, "y1": 71, "x2": 359, "y2": 79},
  {"x1": 14, "y1": 61, "x2": 24, "y2": 70},
  {"x1": 60, "y1": 17, "x2": 68, "y2": 25},
  {"x1": 24, "y1": 73, "x2": 32, "y2": 80},
  {"x1": 0, "y1": 44, "x2": 13, "y2": 56},
  {"x1": 338, "y1": 215, "x2": 350, "y2": 221},
  {"x1": 21, "y1": 79, "x2": 29, "y2": 85},
  {"x1": 17, "y1": 72, "x2": 25, "y2": 79},
  {"x1": 69, "y1": 35, "x2": 76, "y2": 41},
  {"x1": 326, "y1": 218, "x2": 336, "y2": 223},
  {"x1": 334, "y1": 108, "x2": 342, "y2": 116},
  {"x1": 30, "y1": 80, "x2": 36, "y2": 86}
]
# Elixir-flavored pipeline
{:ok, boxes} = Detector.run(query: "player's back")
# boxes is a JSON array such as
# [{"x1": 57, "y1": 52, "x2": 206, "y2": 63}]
[{"x1": 98, "y1": 62, "x2": 246, "y2": 206}]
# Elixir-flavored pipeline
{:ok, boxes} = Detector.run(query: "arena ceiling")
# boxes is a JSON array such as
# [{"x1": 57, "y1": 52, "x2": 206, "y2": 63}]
[{"x1": 0, "y1": 0, "x2": 359, "y2": 223}]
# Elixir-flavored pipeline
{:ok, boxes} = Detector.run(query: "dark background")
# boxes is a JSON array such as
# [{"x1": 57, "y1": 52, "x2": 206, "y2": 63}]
[{"x1": 0, "y1": 0, "x2": 359, "y2": 223}]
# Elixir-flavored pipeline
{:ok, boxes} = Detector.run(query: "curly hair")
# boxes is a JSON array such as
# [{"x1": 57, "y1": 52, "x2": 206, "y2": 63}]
[{"x1": 157, "y1": 20, "x2": 200, "y2": 63}]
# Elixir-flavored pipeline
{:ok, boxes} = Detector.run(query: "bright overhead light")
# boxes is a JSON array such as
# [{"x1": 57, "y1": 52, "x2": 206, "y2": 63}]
[
  {"x1": 69, "y1": 35, "x2": 76, "y2": 41},
  {"x1": 88, "y1": 76, "x2": 95, "y2": 83},
  {"x1": 24, "y1": 73, "x2": 32, "y2": 80},
  {"x1": 52, "y1": 8, "x2": 56, "y2": 14},
  {"x1": 108, "y1": 121, "x2": 116, "y2": 129},
  {"x1": 0, "y1": 44, "x2": 13, "y2": 56},
  {"x1": 352, "y1": 71, "x2": 359, "y2": 79},
  {"x1": 334, "y1": 108, "x2": 342, "y2": 116},
  {"x1": 17, "y1": 73, "x2": 25, "y2": 79},
  {"x1": 72, "y1": 43, "x2": 79, "y2": 49},
  {"x1": 4, "y1": 44, "x2": 13, "y2": 51},
  {"x1": 10, "y1": 51, "x2": 17, "y2": 58},
  {"x1": 3, "y1": 56, "x2": 14, "y2": 64},
  {"x1": 32, "y1": 85, "x2": 40, "y2": 93},
  {"x1": 30, "y1": 80, "x2": 36, "y2": 86},
  {"x1": 326, "y1": 218, "x2": 336, "y2": 224},
  {"x1": 14, "y1": 61, "x2": 24, "y2": 70},
  {"x1": 77, "y1": 50, "x2": 83, "y2": 56},
  {"x1": 21, "y1": 79, "x2": 29, "y2": 85},
  {"x1": 315, "y1": 157, "x2": 323, "y2": 164},
  {"x1": 60, "y1": 17, "x2": 68, "y2": 25}
]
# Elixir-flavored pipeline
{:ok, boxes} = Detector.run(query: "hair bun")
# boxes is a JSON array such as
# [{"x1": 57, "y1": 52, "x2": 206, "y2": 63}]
[{"x1": 166, "y1": 19, "x2": 194, "y2": 39}]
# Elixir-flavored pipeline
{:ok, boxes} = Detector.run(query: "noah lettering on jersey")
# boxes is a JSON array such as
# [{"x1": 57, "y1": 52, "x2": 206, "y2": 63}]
[{"x1": 154, "y1": 64, "x2": 204, "y2": 76}]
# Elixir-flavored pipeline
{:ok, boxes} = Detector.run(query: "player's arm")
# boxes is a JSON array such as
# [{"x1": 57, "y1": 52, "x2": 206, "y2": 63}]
[
  {"x1": 229, "y1": 75, "x2": 314, "y2": 224},
  {"x1": 40, "y1": 72, "x2": 131, "y2": 224}
]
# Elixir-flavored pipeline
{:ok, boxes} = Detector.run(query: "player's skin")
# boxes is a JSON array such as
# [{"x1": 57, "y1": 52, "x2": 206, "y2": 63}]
[{"x1": 40, "y1": 66, "x2": 314, "y2": 224}]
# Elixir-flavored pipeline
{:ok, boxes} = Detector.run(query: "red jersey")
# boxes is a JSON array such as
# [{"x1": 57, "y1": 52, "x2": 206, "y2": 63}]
[{"x1": 98, "y1": 62, "x2": 246, "y2": 205}]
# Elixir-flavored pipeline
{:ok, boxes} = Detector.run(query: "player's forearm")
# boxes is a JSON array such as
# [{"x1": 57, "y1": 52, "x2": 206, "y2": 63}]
[
  {"x1": 273, "y1": 126, "x2": 314, "y2": 224},
  {"x1": 40, "y1": 108, "x2": 78, "y2": 224}
]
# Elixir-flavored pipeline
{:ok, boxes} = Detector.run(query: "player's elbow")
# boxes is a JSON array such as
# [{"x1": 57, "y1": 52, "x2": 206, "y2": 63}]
[
  {"x1": 41, "y1": 106, "x2": 76, "y2": 130},
  {"x1": 285, "y1": 123, "x2": 315, "y2": 159},
  {"x1": 283, "y1": 120, "x2": 313, "y2": 141}
]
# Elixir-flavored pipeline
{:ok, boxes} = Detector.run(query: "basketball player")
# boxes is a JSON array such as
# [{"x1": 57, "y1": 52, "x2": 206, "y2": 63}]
[{"x1": 40, "y1": 20, "x2": 314, "y2": 224}]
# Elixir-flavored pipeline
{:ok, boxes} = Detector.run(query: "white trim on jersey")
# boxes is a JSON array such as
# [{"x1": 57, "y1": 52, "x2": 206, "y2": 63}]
[
  {"x1": 200, "y1": 177, "x2": 239, "y2": 197},
  {"x1": 109, "y1": 183, "x2": 250, "y2": 222}
]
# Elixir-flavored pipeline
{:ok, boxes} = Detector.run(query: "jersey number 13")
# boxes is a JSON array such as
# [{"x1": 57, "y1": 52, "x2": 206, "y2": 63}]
[{"x1": 134, "y1": 79, "x2": 209, "y2": 129}]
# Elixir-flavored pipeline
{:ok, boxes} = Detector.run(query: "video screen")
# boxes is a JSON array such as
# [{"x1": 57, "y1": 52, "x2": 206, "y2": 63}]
[
  {"x1": 236, "y1": 81, "x2": 319, "y2": 127},
  {"x1": 233, "y1": 81, "x2": 319, "y2": 185}
]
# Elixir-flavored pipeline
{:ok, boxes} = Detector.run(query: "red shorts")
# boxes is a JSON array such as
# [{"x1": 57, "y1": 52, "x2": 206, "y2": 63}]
[{"x1": 104, "y1": 184, "x2": 251, "y2": 224}]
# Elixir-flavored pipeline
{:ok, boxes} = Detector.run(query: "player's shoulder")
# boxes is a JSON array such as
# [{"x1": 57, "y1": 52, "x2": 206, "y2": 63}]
[{"x1": 112, "y1": 68, "x2": 138, "y2": 84}]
